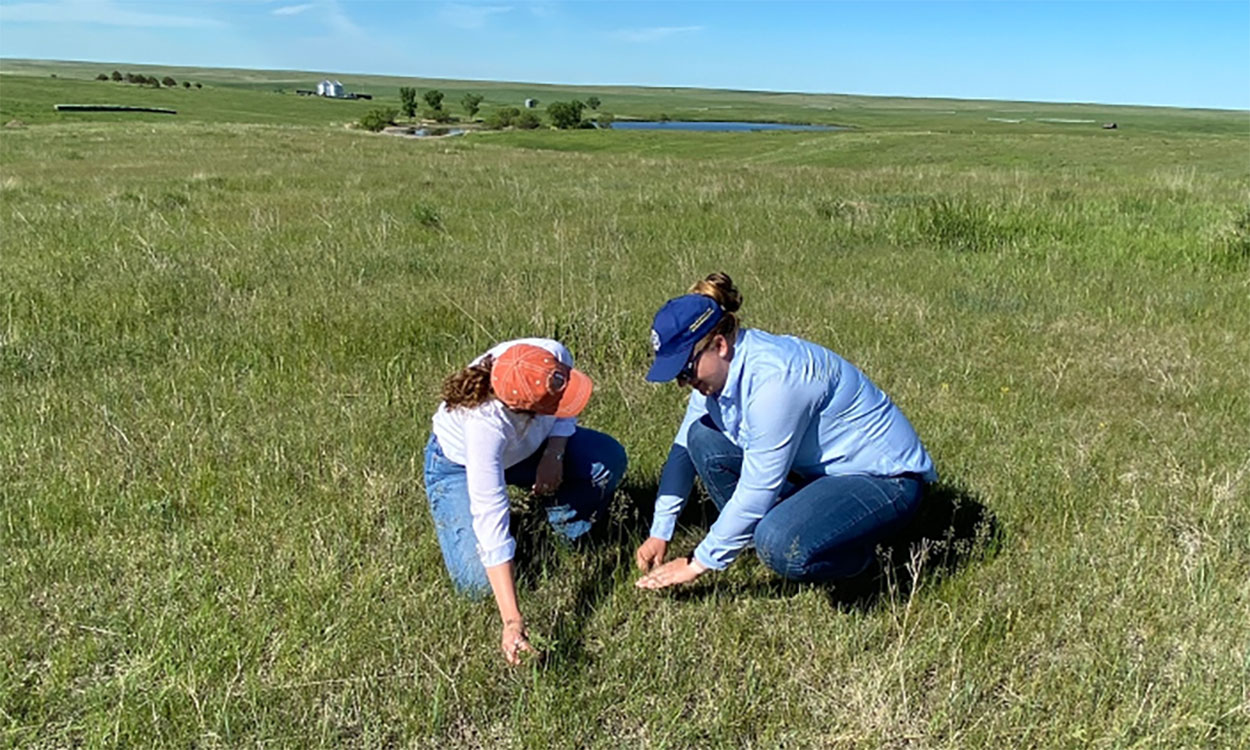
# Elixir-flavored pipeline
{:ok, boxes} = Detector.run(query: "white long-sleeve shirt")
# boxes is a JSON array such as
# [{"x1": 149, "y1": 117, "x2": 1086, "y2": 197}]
[{"x1": 431, "y1": 338, "x2": 578, "y2": 567}]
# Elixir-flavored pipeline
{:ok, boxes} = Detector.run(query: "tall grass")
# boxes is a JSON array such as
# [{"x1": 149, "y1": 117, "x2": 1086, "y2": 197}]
[{"x1": 2, "y1": 112, "x2": 1248, "y2": 747}]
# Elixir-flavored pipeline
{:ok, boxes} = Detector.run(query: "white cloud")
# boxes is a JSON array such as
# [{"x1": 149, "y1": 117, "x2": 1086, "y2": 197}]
[
  {"x1": 272, "y1": 3, "x2": 314, "y2": 16},
  {"x1": 439, "y1": 3, "x2": 512, "y2": 30},
  {"x1": 612, "y1": 25, "x2": 703, "y2": 43},
  {"x1": 0, "y1": 0, "x2": 226, "y2": 28}
]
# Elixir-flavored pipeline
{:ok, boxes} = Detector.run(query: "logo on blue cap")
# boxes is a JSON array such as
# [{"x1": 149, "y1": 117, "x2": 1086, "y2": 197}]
[{"x1": 645, "y1": 295, "x2": 724, "y2": 383}]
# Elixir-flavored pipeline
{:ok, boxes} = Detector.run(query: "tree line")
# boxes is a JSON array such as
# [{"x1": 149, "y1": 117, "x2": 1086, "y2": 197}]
[
  {"x1": 95, "y1": 71, "x2": 202, "y2": 89},
  {"x1": 358, "y1": 88, "x2": 610, "y2": 132}
]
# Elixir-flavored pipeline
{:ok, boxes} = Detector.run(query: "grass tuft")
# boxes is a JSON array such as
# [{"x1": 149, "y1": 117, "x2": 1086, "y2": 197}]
[
  {"x1": 922, "y1": 196, "x2": 1018, "y2": 253},
  {"x1": 1216, "y1": 207, "x2": 1250, "y2": 264},
  {"x1": 413, "y1": 202, "x2": 444, "y2": 231}
]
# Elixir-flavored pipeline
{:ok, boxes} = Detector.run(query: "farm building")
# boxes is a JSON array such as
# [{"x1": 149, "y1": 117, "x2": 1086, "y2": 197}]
[
  {"x1": 316, "y1": 80, "x2": 345, "y2": 98},
  {"x1": 524, "y1": 98, "x2": 538, "y2": 108},
  {"x1": 296, "y1": 80, "x2": 371, "y2": 100}
]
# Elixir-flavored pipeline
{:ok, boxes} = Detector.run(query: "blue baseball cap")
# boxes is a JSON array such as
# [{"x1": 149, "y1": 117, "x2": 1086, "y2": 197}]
[{"x1": 646, "y1": 294, "x2": 724, "y2": 382}]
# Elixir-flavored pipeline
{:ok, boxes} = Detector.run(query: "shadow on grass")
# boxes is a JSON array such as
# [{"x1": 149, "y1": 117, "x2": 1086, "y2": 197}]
[
  {"x1": 509, "y1": 479, "x2": 659, "y2": 670},
  {"x1": 507, "y1": 480, "x2": 998, "y2": 669},
  {"x1": 668, "y1": 481, "x2": 1002, "y2": 613},
  {"x1": 829, "y1": 481, "x2": 1001, "y2": 611}
]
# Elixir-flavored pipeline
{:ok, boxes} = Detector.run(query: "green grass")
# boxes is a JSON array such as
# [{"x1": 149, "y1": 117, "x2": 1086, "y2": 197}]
[{"x1": 2, "y1": 61, "x2": 1249, "y2": 748}]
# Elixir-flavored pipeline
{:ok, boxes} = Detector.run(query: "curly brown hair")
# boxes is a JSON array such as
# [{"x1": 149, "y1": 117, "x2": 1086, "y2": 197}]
[{"x1": 441, "y1": 356, "x2": 495, "y2": 409}]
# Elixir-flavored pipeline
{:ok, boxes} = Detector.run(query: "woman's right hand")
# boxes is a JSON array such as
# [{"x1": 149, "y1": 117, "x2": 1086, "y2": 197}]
[
  {"x1": 635, "y1": 536, "x2": 669, "y2": 572},
  {"x1": 501, "y1": 619, "x2": 539, "y2": 666}
]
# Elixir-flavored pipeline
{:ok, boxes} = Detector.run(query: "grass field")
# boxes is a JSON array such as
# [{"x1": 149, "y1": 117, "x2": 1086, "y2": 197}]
[{"x1": 2, "y1": 62, "x2": 1249, "y2": 747}]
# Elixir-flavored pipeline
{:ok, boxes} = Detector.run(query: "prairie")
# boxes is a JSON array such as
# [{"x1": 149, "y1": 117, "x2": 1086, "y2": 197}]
[{"x1": 2, "y1": 64, "x2": 1249, "y2": 747}]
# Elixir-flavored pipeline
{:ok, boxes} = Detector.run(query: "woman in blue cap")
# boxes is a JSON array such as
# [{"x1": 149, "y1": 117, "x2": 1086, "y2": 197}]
[{"x1": 634, "y1": 272, "x2": 936, "y2": 590}]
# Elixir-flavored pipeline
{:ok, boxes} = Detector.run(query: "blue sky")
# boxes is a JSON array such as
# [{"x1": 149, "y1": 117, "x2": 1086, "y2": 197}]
[{"x1": 1, "y1": 1, "x2": 1247, "y2": 109}]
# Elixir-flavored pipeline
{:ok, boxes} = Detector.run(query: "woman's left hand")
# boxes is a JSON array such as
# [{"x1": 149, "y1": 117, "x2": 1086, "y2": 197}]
[
  {"x1": 501, "y1": 618, "x2": 540, "y2": 666},
  {"x1": 533, "y1": 450, "x2": 564, "y2": 495},
  {"x1": 635, "y1": 557, "x2": 706, "y2": 590}
]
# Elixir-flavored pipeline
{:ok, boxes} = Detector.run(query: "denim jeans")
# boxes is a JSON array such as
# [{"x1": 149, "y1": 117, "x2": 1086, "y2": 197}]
[
  {"x1": 423, "y1": 428, "x2": 627, "y2": 596},
  {"x1": 686, "y1": 416, "x2": 922, "y2": 581}
]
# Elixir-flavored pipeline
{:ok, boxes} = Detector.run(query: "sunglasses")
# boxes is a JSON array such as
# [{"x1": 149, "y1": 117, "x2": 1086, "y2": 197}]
[{"x1": 676, "y1": 343, "x2": 709, "y2": 382}]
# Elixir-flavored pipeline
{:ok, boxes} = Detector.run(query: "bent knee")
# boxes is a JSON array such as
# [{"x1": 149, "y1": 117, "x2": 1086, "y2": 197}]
[
  {"x1": 451, "y1": 576, "x2": 492, "y2": 600},
  {"x1": 605, "y1": 437, "x2": 628, "y2": 477},
  {"x1": 686, "y1": 419, "x2": 729, "y2": 463},
  {"x1": 595, "y1": 437, "x2": 628, "y2": 486},
  {"x1": 754, "y1": 530, "x2": 814, "y2": 579}
]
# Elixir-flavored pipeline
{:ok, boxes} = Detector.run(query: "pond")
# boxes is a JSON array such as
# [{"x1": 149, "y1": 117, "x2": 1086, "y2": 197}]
[
  {"x1": 385, "y1": 127, "x2": 466, "y2": 138},
  {"x1": 605, "y1": 121, "x2": 844, "y2": 132},
  {"x1": 411, "y1": 128, "x2": 465, "y2": 137}
]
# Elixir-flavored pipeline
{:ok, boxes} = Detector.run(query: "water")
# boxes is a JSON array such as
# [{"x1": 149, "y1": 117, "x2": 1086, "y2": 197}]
[
  {"x1": 386, "y1": 127, "x2": 466, "y2": 138},
  {"x1": 412, "y1": 128, "x2": 465, "y2": 137},
  {"x1": 605, "y1": 120, "x2": 843, "y2": 132}
]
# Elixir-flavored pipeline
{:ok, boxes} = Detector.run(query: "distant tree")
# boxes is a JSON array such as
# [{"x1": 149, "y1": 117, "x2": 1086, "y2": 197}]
[
  {"x1": 125, "y1": 73, "x2": 138, "y2": 83},
  {"x1": 586, "y1": 96, "x2": 600, "y2": 110},
  {"x1": 461, "y1": 92, "x2": 484, "y2": 118},
  {"x1": 96, "y1": 73, "x2": 109, "y2": 81},
  {"x1": 161, "y1": 76, "x2": 176, "y2": 87},
  {"x1": 149, "y1": 77, "x2": 161, "y2": 87},
  {"x1": 183, "y1": 81, "x2": 191, "y2": 89},
  {"x1": 194, "y1": 82, "x2": 202, "y2": 89},
  {"x1": 596, "y1": 112, "x2": 614, "y2": 129},
  {"x1": 515, "y1": 111, "x2": 541, "y2": 129},
  {"x1": 358, "y1": 107, "x2": 398, "y2": 132},
  {"x1": 399, "y1": 87, "x2": 418, "y2": 118},
  {"x1": 111, "y1": 70, "x2": 123, "y2": 81},
  {"x1": 484, "y1": 106, "x2": 520, "y2": 129},
  {"x1": 547, "y1": 100, "x2": 585, "y2": 129},
  {"x1": 422, "y1": 89, "x2": 444, "y2": 112}
]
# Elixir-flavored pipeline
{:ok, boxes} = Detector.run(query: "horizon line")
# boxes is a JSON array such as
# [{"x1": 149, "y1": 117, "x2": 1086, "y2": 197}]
[{"x1": 2, "y1": 55, "x2": 1247, "y2": 113}]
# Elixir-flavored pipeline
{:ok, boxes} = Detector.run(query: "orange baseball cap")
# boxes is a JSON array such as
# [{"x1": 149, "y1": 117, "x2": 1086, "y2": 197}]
[{"x1": 490, "y1": 344, "x2": 593, "y2": 418}]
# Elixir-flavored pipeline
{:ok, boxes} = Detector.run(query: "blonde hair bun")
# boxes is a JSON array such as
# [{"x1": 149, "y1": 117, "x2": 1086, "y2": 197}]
[{"x1": 689, "y1": 271, "x2": 742, "y2": 313}]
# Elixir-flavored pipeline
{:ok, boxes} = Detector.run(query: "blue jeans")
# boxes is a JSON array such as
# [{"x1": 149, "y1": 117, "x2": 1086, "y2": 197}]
[
  {"x1": 687, "y1": 417, "x2": 922, "y2": 581},
  {"x1": 423, "y1": 428, "x2": 627, "y2": 596}
]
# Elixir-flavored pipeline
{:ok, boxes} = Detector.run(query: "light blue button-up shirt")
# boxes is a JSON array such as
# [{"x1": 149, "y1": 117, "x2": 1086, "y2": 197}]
[{"x1": 650, "y1": 328, "x2": 937, "y2": 571}]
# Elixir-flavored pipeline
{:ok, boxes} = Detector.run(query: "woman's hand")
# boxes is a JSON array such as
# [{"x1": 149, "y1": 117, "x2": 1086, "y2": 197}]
[
  {"x1": 635, "y1": 556, "x2": 707, "y2": 590},
  {"x1": 486, "y1": 562, "x2": 538, "y2": 666},
  {"x1": 634, "y1": 536, "x2": 669, "y2": 572},
  {"x1": 533, "y1": 440, "x2": 567, "y2": 495},
  {"x1": 501, "y1": 618, "x2": 540, "y2": 666}
]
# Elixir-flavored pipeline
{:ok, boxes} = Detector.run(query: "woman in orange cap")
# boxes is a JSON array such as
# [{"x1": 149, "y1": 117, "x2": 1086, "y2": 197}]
[{"x1": 424, "y1": 338, "x2": 626, "y2": 664}]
